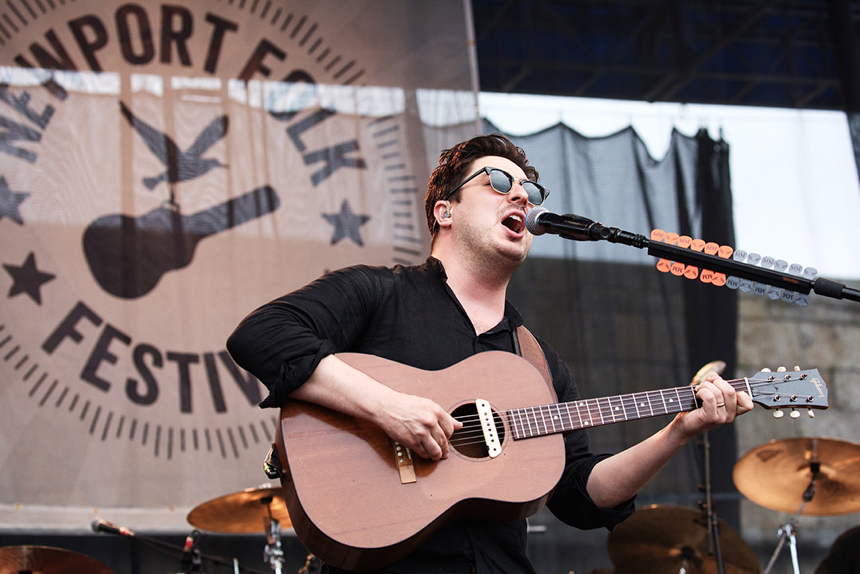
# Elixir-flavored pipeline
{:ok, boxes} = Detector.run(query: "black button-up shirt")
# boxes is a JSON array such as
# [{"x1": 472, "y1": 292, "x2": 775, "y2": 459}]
[{"x1": 227, "y1": 258, "x2": 634, "y2": 573}]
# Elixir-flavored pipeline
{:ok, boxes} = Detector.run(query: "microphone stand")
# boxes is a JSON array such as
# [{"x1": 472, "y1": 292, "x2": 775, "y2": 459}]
[
  {"x1": 691, "y1": 361, "x2": 727, "y2": 574},
  {"x1": 701, "y1": 429, "x2": 727, "y2": 574},
  {"x1": 92, "y1": 520, "x2": 270, "y2": 574}
]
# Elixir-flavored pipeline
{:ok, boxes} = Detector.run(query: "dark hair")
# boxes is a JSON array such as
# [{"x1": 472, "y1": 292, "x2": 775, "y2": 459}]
[{"x1": 424, "y1": 133, "x2": 539, "y2": 239}]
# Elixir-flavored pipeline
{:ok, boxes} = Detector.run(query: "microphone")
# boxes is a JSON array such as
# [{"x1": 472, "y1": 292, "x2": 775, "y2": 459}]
[
  {"x1": 526, "y1": 206, "x2": 612, "y2": 241},
  {"x1": 91, "y1": 519, "x2": 135, "y2": 537}
]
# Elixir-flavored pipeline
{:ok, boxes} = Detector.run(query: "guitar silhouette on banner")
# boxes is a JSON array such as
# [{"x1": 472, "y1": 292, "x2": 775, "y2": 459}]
[{"x1": 83, "y1": 103, "x2": 281, "y2": 299}]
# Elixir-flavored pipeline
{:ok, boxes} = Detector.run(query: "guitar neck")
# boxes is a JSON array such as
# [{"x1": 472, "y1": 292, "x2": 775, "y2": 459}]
[{"x1": 508, "y1": 379, "x2": 750, "y2": 439}]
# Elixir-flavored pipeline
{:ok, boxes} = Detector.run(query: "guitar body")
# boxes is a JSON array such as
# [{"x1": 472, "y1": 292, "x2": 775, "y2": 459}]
[{"x1": 275, "y1": 351, "x2": 565, "y2": 571}]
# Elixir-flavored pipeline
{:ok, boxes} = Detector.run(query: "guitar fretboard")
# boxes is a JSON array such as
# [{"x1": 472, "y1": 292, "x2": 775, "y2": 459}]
[{"x1": 507, "y1": 380, "x2": 750, "y2": 439}]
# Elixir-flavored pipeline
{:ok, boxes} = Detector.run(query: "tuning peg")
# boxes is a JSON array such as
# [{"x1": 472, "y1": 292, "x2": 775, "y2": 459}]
[
  {"x1": 794, "y1": 366, "x2": 801, "y2": 371},
  {"x1": 790, "y1": 409, "x2": 800, "y2": 419},
  {"x1": 760, "y1": 367, "x2": 772, "y2": 373},
  {"x1": 773, "y1": 409, "x2": 784, "y2": 419},
  {"x1": 776, "y1": 366, "x2": 787, "y2": 372},
  {"x1": 808, "y1": 409, "x2": 816, "y2": 418}
]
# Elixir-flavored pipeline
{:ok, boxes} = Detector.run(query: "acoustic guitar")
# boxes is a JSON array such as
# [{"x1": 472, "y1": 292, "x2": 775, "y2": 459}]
[{"x1": 273, "y1": 351, "x2": 828, "y2": 570}]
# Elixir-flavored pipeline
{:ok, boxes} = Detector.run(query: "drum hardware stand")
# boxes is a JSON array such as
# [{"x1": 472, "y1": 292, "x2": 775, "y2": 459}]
[
  {"x1": 262, "y1": 496, "x2": 285, "y2": 574},
  {"x1": 762, "y1": 461, "x2": 819, "y2": 574},
  {"x1": 673, "y1": 545, "x2": 691, "y2": 574}
]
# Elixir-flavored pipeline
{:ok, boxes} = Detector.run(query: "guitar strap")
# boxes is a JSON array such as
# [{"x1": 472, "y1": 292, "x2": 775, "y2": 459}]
[{"x1": 515, "y1": 325, "x2": 558, "y2": 402}]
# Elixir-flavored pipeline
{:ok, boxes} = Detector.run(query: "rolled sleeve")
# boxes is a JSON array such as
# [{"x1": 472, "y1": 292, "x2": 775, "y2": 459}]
[
  {"x1": 538, "y1": 339, "x2": 636, "y2": 530},
  {"x1": 226, "y1": 265, "x2": 388, "y2": 407}
]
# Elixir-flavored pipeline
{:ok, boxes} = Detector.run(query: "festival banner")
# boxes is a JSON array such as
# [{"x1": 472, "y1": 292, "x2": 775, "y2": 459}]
[{"x1": 0, "y1": 0, "x2": 476, "y2": 531}]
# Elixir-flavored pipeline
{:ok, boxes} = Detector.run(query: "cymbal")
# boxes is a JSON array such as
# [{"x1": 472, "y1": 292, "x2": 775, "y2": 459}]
[
  {"x1": 0, "y1": 545, "x2": 114, "y2": 574},
  {"x1": 608, "y1": 505, "x2": 760, "y2": 574},
  {"x1": 187, "y1": 486, "x2": 291, "y2": 533},
  {"x1": 733, "y1": 437, "x2": 860, "y2": 516}
]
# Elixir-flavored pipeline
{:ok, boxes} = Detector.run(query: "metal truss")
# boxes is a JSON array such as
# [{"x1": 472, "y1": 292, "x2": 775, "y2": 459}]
[{"x1": 472, "y1": 0, "x2": 860, "y2": 110}]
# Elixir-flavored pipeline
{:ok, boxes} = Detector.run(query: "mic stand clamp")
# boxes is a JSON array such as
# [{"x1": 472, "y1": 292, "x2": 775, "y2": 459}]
[{"x1": 179, "y1": 529, "x2": 203, "y2": 574}]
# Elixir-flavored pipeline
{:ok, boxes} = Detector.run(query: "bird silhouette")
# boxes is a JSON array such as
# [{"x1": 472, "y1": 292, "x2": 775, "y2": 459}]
[{"x1": 119, "y1": 101, "x2": 229, "y2": 192}]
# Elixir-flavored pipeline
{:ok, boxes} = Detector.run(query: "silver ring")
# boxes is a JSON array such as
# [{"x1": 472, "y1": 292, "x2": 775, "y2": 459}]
[{"x1": 717, "y1": 402, "x2": 726, "y2": 408}]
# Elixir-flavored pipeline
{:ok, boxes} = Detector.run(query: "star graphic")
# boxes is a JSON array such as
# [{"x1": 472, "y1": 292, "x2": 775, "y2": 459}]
[
  {"x1": 322, "y1": 200, "x2": 371, "y2": 246},
  {"x1": 0, "y1": 176, "x2": 30, "y2": 225},
  {"x1": 3, "y1": 252, "x2": 56, "y2": 305}
]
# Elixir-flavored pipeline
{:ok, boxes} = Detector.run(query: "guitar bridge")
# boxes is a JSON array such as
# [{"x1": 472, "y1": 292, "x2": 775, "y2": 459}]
[{"x1": 392, "y1": 441, "x2": 417, "y2": 484}]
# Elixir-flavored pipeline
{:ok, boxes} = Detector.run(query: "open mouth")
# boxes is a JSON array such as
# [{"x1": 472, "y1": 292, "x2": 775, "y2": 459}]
[{"x1": 502, "y1": 213, "x2": 525, "y2": 234}]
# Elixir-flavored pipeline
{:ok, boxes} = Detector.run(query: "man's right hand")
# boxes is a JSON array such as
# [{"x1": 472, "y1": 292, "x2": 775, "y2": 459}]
[{"x1": 289, "y1": 355, "x2": 462, "y2": 461}]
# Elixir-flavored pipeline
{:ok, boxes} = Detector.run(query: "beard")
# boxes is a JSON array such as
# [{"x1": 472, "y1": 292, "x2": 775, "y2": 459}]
[{"x1": 455, "y1": 217, "x2": 531, "y2": 281}]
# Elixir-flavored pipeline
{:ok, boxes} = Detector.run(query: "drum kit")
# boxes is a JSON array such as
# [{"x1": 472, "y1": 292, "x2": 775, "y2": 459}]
[
  {"x1": 7, "y1": 435, "x2": 857, "y2": 574},
  {"x1": 607, "y1": 436, "x2": 860, "y2": 574}
]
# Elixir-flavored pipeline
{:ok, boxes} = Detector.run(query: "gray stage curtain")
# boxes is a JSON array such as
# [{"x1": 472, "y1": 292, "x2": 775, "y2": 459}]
[{"x1": 494, "y1": 121, "x2": 740, "y2": 527}]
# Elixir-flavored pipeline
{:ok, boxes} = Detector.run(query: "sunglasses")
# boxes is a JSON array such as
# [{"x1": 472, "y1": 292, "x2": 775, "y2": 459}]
[{"x1": 445, "y1": 166, "x2": 550, "y2": 206}]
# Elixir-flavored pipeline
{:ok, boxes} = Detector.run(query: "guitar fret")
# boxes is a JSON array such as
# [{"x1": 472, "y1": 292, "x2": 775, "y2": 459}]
[
  {"x1": 541, "y1": 405, "x2": 555, "y2": 433},
  {"x1": 513, "y1": 408, "x2": 524, "y2": 439},
  {"x1": 658, "y1": 389, "x2": 669, "y2": 414},
  {"x1": 550, "y1": 404, "x2": 561, "y2": 433},
  {"x1": 563, "y1": 402, "x2": 574, "y2": 432},
  {"x1": 571, "y1": 401, "x2": 585, "y2": 429},
  {"x1": 608, "y1": 395, "x2": 626, "y2": 422},
  {"x1": 673, "y1": 387, "x2": 683, "y2": 412},
  {"x1": 681, "y1": 386, "x2": 697, "y2": 409},
  {"x1": 580, "y1": 400, "x2": 594, "y2": 427},
  {"x1": 528, "y1": 406, "x2": 541, "y2": 437},
  {"x1": 622, "y1": 394, "x2": 637, "y2": 420},
  {"x1": 553, "y1": 404, "x2": 566, "y2": 432},
  {"x1": 592, "y1": 398, "x2": 606, "y2": 426},
  {"x1": 597, "y1": 397, "x2": 612, "y2": 424}
]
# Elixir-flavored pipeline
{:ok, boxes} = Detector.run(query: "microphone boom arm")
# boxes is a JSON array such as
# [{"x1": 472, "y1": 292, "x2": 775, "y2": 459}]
[
  {"x1": 526, "y1": 207, "x2": 859, "y2": 303},
  {"x1": 597, "y1": 226, "x2": 860, "y2": 304}
]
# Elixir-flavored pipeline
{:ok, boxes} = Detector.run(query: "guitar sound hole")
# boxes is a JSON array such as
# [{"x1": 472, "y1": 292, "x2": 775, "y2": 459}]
[{"x1": 449, "y1": 403, "x2": 505, "y2": 459}]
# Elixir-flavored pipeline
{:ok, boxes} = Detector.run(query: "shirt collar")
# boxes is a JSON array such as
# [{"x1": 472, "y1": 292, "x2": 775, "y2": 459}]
[{"x1": 425, "y1": 256, "x2": 524, "y2": 331}]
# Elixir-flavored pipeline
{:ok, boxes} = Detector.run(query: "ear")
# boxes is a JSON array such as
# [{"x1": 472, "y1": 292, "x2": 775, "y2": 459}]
[{"x1": 434, "y1": 201, "x2": 453, "y2": 228}]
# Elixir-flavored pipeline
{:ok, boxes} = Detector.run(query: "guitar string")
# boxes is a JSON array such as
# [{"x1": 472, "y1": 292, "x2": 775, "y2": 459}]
[{"x1": 446, "y1": 377, "x2": 817, "y2": 448}]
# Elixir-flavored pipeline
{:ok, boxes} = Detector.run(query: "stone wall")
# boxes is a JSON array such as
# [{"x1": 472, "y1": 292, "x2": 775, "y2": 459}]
[{"x1": 735, "y1": 279, "x2": 860, "y2": 565}]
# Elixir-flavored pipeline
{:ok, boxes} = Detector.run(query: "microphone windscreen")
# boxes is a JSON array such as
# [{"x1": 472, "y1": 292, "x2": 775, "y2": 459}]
[{"x1": 526, "y1": 206, "x2": 548, "y2": 235}]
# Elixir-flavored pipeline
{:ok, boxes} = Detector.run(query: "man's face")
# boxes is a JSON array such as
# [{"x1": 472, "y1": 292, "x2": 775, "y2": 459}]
[{"x1": 448, "y1": 155, "x2": 535, "y2": 265}]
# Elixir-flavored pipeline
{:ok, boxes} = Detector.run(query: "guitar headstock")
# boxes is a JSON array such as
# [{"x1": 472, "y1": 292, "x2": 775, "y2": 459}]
[{"x1": 747, "y1": 368, "x2": 829, "y2": 418}]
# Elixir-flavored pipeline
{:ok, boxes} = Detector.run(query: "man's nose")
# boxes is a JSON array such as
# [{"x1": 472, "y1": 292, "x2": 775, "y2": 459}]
[{"x1": 508, "y1": 181, "x2": 530, "y2": 205}]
